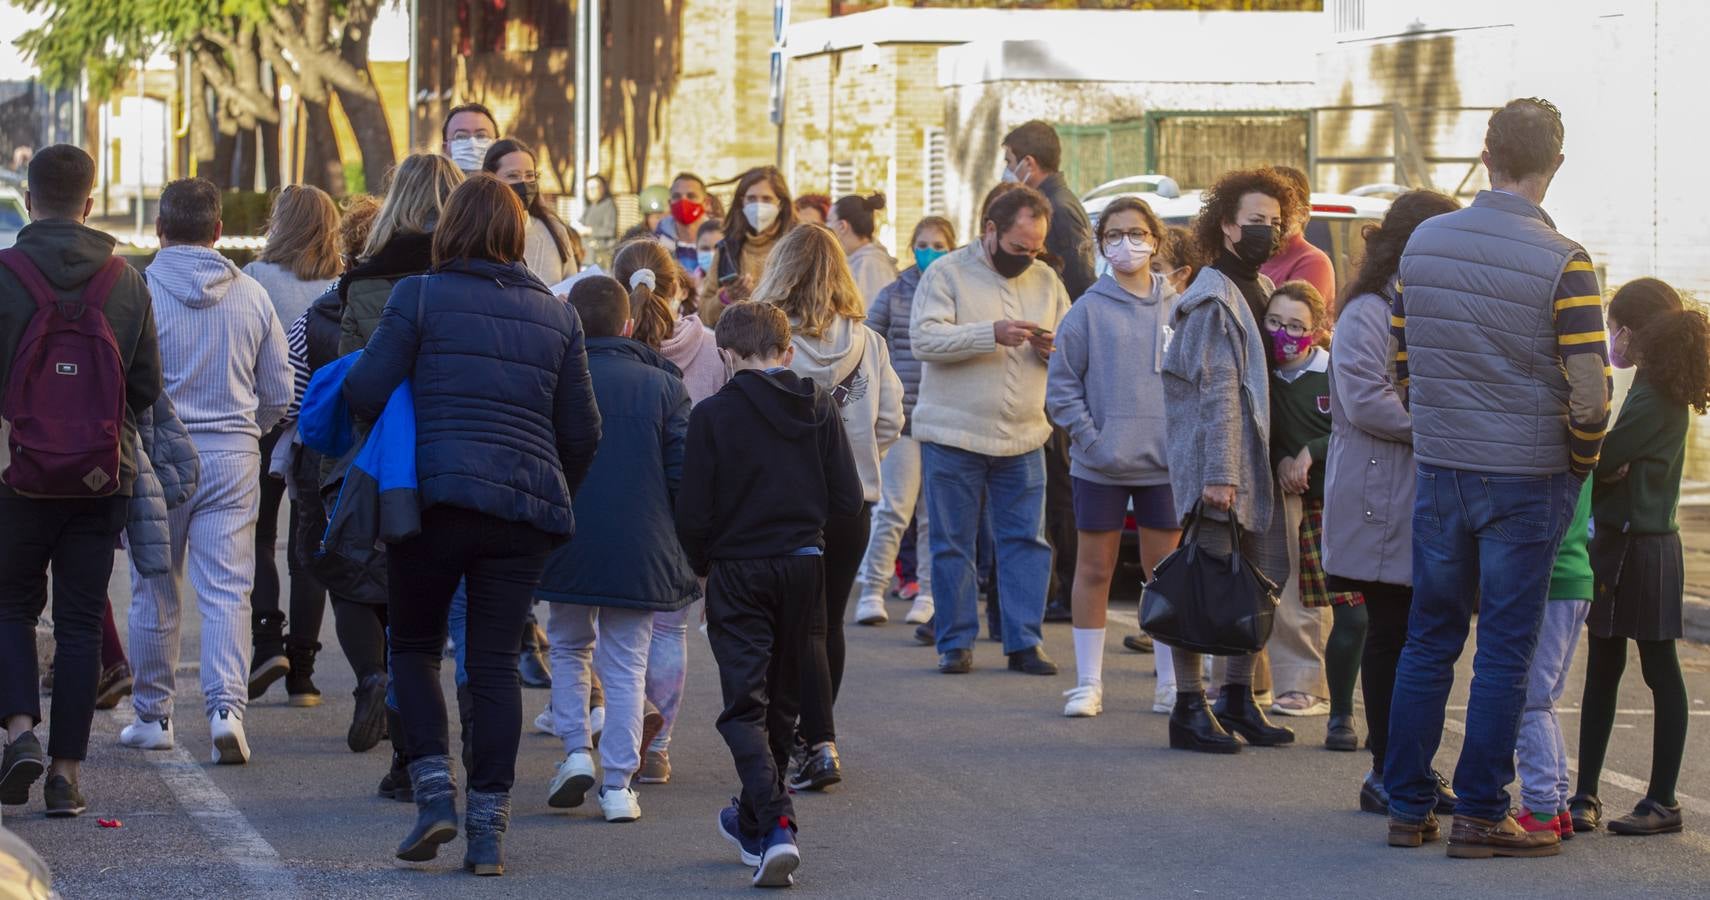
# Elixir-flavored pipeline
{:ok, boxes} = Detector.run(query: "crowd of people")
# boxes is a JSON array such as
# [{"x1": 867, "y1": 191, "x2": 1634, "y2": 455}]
[{"x1": 0, "y1": 96, "x2": 1703, "y2": 888}]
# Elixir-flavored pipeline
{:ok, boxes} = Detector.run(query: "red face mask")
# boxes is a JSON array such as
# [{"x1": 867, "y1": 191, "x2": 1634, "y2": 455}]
[{"x1": 670, "y1": 198, "x2": 705, "y2": 227}]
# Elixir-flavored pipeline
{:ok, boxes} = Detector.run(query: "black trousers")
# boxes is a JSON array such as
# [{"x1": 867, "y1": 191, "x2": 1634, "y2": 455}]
[
  {"x1": 0, "y1": 496, "x2": 126, "y2": 760},
  {"x1": 252, "y1": 432, "x2": 327, "y2": 654},
  {"x1": 1043, "y1": 427, "x2": 1077, "y2": 604},
  {"x1": 387, "y1": 506, "x2": 553, "y2": 794},
  {"x1": 1331, "y1": 575, "x2": 1412, "y2": 774},
  {"x1": 708, "y1": 555, "x2": 822, "y2": 838},
  {"x1": 799, "y1": 504, "x2": 871, "y2": 746},
  {"x1": 332, "y1": 598, "x2": 388, "y2": 681}
]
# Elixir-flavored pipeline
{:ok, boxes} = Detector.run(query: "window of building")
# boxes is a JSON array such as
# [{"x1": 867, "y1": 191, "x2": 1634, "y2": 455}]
[
  {"x1": 830, "y1": 161, "x2": 856, "y2": 199},
  {"x1": 923, "y1": 127, "x2": 947, "y2": 217}
]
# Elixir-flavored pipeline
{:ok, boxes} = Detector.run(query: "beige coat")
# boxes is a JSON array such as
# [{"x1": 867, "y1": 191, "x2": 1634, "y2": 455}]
[{"x1": 908, "y1": 242, "x2": 1070, "y2": 457}]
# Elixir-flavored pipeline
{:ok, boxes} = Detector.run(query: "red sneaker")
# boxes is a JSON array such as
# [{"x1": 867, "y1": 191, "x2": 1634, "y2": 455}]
[
  {"x1": 1515, "y1": 809, "x2": 1561, "y2": 836},
  {"x1": 898, "y1": 580, "x2": 921, "y2": 601},
  {"x1": 1555, "y1": 810, "x2": 1575, "y2": 840}
]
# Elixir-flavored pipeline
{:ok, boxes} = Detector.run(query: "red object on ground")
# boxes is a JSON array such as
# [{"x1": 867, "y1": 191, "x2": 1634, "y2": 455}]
[{"x1": 97, "y1": 819, "x2": 122, "y2": 828}]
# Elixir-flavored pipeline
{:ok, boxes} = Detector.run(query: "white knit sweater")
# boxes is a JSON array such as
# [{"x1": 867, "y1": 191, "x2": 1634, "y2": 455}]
[{"x1": 907, "y1": 242, "x2": 1070, "y2": 457}]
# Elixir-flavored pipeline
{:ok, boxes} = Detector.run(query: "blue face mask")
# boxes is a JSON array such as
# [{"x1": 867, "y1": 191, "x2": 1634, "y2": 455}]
[
  {"x1": 696, "y1": 249, "x2": 716, "y2": 273},
  {"x1": 914, "y1": 247, "x2": 948, "y2": 272}
]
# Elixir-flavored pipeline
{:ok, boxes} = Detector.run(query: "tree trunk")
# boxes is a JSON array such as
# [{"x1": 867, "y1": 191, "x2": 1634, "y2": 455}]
[
  {"x1": 188, "y1": 62, "x2": 217, "y2": 179},
  {"x1": 334, "y1": 15, "x2": 395, "y2": 194},
  {"x1": 210, "y1": 131, "x2": 237, "y2": 190},
  {"x1": 233, "y1": 128, "x2": 258, "y2": 191},
  {"x1": 301, "y1": 98, "x2": 346, "y2": 196}
]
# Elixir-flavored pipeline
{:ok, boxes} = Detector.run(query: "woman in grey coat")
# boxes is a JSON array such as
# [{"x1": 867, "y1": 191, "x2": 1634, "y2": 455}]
[
  {"x1": 1322, "y1": 190, "x2": 1461, "y2": 813},
  {"x1": 1160, "y1": 168, "x2": 1300, "y2": 754}
]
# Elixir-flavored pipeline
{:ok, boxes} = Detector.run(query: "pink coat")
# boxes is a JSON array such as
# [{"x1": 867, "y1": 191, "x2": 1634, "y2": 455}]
[{"x1": 659, "y1": 315, "x2": 731, "y2": 406}]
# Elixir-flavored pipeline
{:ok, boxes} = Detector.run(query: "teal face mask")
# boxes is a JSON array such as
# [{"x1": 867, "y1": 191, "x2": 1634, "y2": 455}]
[
  {"x1": 696, "y1": 249, "x2": 716, "y2": 273},
  {"x1": 914, "y1": 247, "x2": 948, "y2": 271}
]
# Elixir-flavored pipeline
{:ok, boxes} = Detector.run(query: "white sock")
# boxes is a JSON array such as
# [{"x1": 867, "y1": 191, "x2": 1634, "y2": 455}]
[
  {"x1": 1072, "y1": 627, "x2": 1105, "y2": 686},
  {"x1": 1154, "y1": 641, "x2": 1176, "y2": 692}
]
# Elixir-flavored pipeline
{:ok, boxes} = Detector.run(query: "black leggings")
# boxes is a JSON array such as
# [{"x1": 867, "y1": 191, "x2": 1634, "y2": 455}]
[
  {"x1": 331, "y1": 598, "x2": 388, "y2": 681},
  {"x1": 253, "y1": 432, "x2": 327, "y2": 652},
  {"x1": 1577, "y1": 634, "x2": 1689, "y2": 807},
  {"x1": 799, "y1": 504, "x2": 871, "y2": 746},
  {"x1": 1330, "y1": 576, "x2": 1411, "y2": 775}
]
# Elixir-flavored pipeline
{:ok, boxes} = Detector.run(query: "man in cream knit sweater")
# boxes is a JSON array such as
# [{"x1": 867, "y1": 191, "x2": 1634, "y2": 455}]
[{"x1": 909, "y1": 186, "x2": 1070, "y2": 675}]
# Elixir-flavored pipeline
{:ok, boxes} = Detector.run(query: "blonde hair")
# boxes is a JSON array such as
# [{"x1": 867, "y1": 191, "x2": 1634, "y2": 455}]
[
  {"x1": 750, "y1": 224, "x2": 864, "y2": 339},
  {"x1": 361, "y1": 153, "x2": 463, "y2": 262},
  {"x1": 260, "y1": 185, "x2": 342, "y2": 281},
  {"x1": 611, "y1": 239, "x2": 687, "y2": 350}
]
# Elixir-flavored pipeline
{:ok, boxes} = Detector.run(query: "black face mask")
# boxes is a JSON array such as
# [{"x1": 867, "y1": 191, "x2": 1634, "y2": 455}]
[
  {"x1": 1232, "y1": 223, "x2": 1278, "y2": 266},
  {"x1": 987, "y1": 235, "x2": 1034, "y2": 279},
  {"x1": 511, "y1": 180, "x2": 540, "y2": 210}
]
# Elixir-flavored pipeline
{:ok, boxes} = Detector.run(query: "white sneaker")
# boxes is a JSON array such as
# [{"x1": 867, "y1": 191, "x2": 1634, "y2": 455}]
[
  {"x1": 904, "y1": 595, "x2": 935, "y2": 625},
  {"x1": 534, "y1": 704, "x2": 555, "y2": 735},
  {"x1": 548, "y1": 750, "x2": 596, "y2": 809},
  {"x1": 1152, "y1": 683, "x2": 1176, "y2": 715},
  {"x1": 209, "y1": 708, "x2": 250, "y2": 764},
  {"x1": 854, "y1": 594, "x2": 888, "y2": 626},
  {"x1": 599, "y1": 785, "x2": 641, "y2": 823},
  {"x1": 1062, "y1": 683, "x2": 1103, "y2": 717},
  {"x1": 589, "y1": 706, "x2": 606, "y2": 748},
  {"x1": 118, "y1": 716, "x2": 173, "y2": 750},
  {"x1": 1270, "y1": 691, "x2": 1331, "y2": 717}
]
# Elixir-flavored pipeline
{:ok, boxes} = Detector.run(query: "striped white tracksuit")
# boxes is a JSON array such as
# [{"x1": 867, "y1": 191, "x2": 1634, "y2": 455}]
[{"x1": 129, "y1": 245, "x2": 291, "y2": 723}]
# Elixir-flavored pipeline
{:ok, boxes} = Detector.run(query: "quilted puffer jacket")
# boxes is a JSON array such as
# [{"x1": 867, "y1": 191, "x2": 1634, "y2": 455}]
[{"x1": 125, "y1": 394, "x2": 200, "y2": 577}]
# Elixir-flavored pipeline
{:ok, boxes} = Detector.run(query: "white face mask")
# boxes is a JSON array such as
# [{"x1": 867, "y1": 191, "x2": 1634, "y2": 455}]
[
  {"x1": 448, "y1": 136, "x2": 493, "y2": 173},
  {"x1": 743, "y1": 201, "x2": 780, "y2": 233}
]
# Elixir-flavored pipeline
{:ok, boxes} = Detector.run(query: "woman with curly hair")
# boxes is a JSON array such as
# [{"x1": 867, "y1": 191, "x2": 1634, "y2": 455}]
[
  {"x1": 1569, "y1": 278, "x2": 1710, "y2": 838},
  {"x1": 1158, "y1": 167, "x2": 1301, "y2": 754},
  {"x1": 1321, "y1": 190, "x2": 1461, "y2": 810}
]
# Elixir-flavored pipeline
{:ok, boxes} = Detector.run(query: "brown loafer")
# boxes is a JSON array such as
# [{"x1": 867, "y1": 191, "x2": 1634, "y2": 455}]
[
  {"x1": 1446, "y1": 814, "x2": 1561, "y2": 858},
  {"x1": 1388, "y1": 811, "x2": 1441, "y2": 847}
]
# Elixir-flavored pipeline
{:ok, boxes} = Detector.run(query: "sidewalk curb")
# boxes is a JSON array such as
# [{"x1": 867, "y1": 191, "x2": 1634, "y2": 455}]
[{"x1": 1686, "y1": 595, "x2": 1710, "y2": 644}]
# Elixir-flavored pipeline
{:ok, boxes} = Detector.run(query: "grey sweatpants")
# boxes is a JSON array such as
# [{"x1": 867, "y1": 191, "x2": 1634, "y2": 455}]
[{"x1": 129, "y1": 449, "x2": 262, "y2": 721}]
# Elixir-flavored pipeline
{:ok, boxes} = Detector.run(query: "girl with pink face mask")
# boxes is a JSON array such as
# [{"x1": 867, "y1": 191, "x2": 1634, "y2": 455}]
[{"x1": 1264, "y1": 281, "x2": 1365, "y2": 732}]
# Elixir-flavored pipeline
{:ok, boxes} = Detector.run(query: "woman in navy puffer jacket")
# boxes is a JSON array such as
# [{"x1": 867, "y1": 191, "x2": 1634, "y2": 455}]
[{"x1": 343, "y1": 174, "x2": 600, "y2": 875}]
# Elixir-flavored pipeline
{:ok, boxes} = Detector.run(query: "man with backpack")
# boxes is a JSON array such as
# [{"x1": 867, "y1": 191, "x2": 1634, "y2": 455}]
[
  {"x1": 118, "y1": 178, "x2": 291, "y2": 765},
  {"x1": 0, "y1": 144, "x2": 162, "y2": 818}
]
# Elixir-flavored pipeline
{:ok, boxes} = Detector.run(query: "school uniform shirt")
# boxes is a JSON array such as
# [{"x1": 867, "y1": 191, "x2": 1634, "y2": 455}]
[{"x1": 1269, "y1": 345, "x2": 1332, "y2": 501}]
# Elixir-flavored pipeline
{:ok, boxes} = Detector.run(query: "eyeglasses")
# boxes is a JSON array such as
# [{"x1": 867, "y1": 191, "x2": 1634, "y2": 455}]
[
  {"x1": 1101, "y1": 229, "x2": 1154, "y2": 248},
  {"x1": 1263, "y1": 315, "x2": 1311, "y2": 338}
]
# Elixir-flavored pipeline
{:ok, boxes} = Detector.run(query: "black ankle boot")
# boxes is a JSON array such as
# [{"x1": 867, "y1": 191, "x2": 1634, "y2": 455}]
[
  {"x1": 1325, "y1": 713, "x2": 1358, "y2": 751},
  {"x1": 1168, "y1": 692, "x2": 1241, "y2": 754},
  {"x1": 378, "y1": 709, "x2": 413, "y2": 802},
  {"x1": 1212, "y1": 684, "x2": 1295, "y2": 747},
  {"x1": 395, "y1": 756, "x2": 458, "y2": 862},
  {"x1": 464, "y1": 789, "x2": 511, "y2": 876},
  {"x1": 284, "y1": 641, "x2": 321, "y2": 707}
]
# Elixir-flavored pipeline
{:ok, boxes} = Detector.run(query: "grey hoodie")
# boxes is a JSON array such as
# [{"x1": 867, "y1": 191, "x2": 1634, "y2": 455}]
[
  {"x1": 847, "y1": 242, "x2": 898, "y2": 309},
  {"x1": 1047, "y1": 272, "x2": 1175, "y2": 486},
  {"x1": 788, "y1": 315, "x2": 905, "y2": 502},
  {"x1": 147, "y1": 244, "x2": 292, "y2": 451},
  {"x1": 1160, "y1": 265, "x2": 1276, "y2": 533}
]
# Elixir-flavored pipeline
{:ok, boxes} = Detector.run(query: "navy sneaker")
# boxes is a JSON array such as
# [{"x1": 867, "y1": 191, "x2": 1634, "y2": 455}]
[
  {"x1": 753, "y1": 817, "x2": 801, "y2": 888},
  {"x1": 717, "y1": 800, "x2": 762, "y2": 866}
]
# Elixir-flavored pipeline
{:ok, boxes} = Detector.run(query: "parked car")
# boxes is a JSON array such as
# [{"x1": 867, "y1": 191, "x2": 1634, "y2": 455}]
[
  {"x1": 1079, "y1": 175, "x2": 1391, "y2": 292},
  {"x1": 0, "y1": 188, "x2": 25, "y2": 250}
]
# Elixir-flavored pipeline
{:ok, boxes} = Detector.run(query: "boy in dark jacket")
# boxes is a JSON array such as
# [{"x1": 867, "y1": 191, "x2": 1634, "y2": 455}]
[
  {"x1": 538, "y1": 276, "x2": 693, "y2": 825},
  {"x1": 676, "y1": 302, "x2": 861, "y2": 888}
]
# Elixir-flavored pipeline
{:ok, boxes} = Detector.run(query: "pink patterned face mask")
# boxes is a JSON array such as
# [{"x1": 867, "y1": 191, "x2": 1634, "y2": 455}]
[{"x1": 1266, "y1": 327, "x2": 1314, "y2": 364}]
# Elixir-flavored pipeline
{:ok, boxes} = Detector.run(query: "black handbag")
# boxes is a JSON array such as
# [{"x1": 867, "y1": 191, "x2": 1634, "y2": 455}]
[{"x1": 1140, "y1": 502, "x2": 1280, "y2": 655}]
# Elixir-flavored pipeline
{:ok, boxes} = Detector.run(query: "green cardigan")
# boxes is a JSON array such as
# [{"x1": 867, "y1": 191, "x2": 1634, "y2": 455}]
[
  {"x1": 1549, "y1": 479, "x2": 1593, "y2": 600},
  {"x1": 1592, "y1": 376, "x2": 1688, "y2": 535}
]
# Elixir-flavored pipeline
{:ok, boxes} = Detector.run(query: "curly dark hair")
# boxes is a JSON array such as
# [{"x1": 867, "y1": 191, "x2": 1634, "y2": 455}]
[
  {"x1": 1191, "y1": 167, "x2": 1303, "y2": 260},
  {"x1": 1339, "y1": 189, "x2": 1461, "y2": 317},
  {"x1": 1156, "y1": 224, "x2": 1204, "y2": 281},
  {"x1": 1609, "y1": 278, "x2": 1710, "y2": 414}
]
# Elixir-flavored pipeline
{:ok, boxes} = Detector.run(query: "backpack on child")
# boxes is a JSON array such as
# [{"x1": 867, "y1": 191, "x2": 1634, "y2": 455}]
[{"x1": 0, "y1": 248, "x2": 129, "y2": 498}]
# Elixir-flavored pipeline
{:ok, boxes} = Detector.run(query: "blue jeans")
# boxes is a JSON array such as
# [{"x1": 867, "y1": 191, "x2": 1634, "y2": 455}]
[
  {"x1": 1384, "y1": 465, "x2": 1575, "y2": 823},
  {"x1": 923, "y1": 443, "x2": 1050, "y2": 655}
]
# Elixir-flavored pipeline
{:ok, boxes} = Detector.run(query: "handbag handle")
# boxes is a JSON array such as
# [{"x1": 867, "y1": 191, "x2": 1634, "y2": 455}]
[{"x1": 1178, "y1": 498, "x2": 1248, "y2": 573}]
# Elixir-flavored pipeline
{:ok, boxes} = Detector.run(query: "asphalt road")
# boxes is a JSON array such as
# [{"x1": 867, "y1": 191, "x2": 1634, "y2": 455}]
[{"x1": 7, "y1": 548, "x2": 1710, "y2": 899}]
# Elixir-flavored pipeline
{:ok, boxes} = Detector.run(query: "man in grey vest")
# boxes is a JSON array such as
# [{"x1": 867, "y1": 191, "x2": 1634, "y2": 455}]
[{"x1": 1384, "y1": 98, "x2": 1610, "y2": 858}]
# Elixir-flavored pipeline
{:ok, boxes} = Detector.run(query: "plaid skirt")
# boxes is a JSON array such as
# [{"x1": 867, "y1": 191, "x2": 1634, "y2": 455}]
[{"x1": 1300, "y1": 497, "x2": 1364, "y2": 608}]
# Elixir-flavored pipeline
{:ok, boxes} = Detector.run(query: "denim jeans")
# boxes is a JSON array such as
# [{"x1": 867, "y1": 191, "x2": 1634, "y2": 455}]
[
  {"x1": 922, "y1": 443, "x2": 1050, "y2": 655},
  {"x1": 1516, "y1": 599, "x2": 1590, "y2": 814},
  {"x1": 1384, "y1": 464, "x2": 1575, "y2": 823}
]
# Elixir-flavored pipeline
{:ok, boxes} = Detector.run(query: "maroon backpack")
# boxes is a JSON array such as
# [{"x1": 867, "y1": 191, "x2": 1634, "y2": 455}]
[{"x1": 0, "y1": 249, "x2": 128, "y2": 497}]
